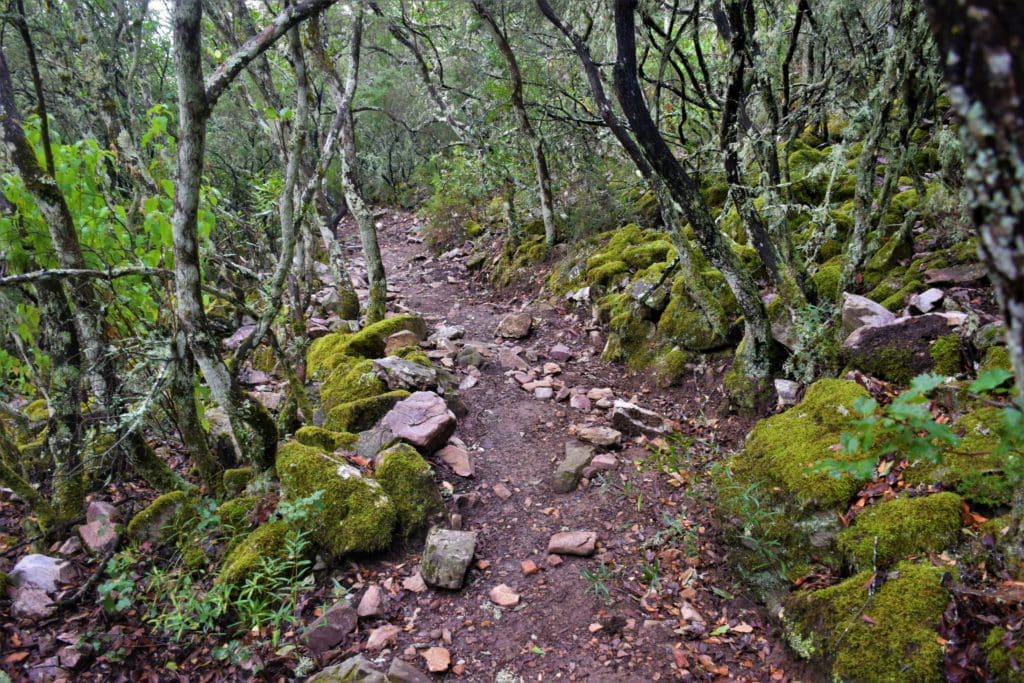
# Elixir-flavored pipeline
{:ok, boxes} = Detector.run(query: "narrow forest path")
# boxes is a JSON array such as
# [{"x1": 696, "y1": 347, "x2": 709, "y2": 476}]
[{"x1": 338, "y1": 211, "x2": 808, "y2": 682}]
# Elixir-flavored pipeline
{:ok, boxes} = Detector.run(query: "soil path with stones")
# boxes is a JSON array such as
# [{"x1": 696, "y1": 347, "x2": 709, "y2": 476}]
[{"x1": 341, "y1": 211, "x2": 808, "y2": 681}]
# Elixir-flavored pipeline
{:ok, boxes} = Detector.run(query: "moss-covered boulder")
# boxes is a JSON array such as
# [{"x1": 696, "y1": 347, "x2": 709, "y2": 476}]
[
  {"x1": 373, "y1": 443, "x2": 445, "y2": 536},
  {"x1": 837, "y1": 493, "x2": 963, "y2": 570},
  {"x1": 657, "y1": 271, "x2": 737, "y2": 352},
  {"x1": 222, "y1": 467, "x2": 254, "y2": 498},
  {"x1": 277, "y1": 441, "x2": 397, "y2": 557},
  {"x1": 307, "y1": 314, "x2": 428, "y2": 377},
  {"x1": 784, "y1": 561, "x2": 951, "y2": 681},
  {"x1": 321, "y1": 358, "x2": 387, "y2": 411},
  {"x1": 217, "y1": 521, "x2": 290, "y2": 586},
  {"x1": 324, "y1": 390, "x2": 410, "y2": 433},
  {"x1": 126, "y1": 491, "x2": 195, "y2": 543},
  {"x1": 295, "y1": 426, "x2": 358, "y2": 453},
  {"x1": 842, "y1": 313, "x2": 965, "y2": 384},
  {"x1": 216, "y1": 496, "x2": 258, "y2": 538},
  {"x1": 980, "y1": 345, "x2": 1012, "y2": 374}
]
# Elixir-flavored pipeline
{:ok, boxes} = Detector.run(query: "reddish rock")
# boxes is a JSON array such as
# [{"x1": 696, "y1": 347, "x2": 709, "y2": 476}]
[
  {"x1": 438, "y1": 445, "x2": 474, "y2": 477},
  {"x1": 489, "y1": 584, "x2": 520, "y2": 607},
  {"x1": 304, "y1": 601, "x2": 358, "y2": 655},
  {"x1": 79, "y1": 519, "x2": 118, "y2": 555},
  {"x1": 366, "y1": 624, "x2": 401, "y2": 651},
  {"x1": 521, "y1": 560, "x2": 539, "y2": 576},
  {"x1": 382, "y1": 391, "x2": 457, "y2": 454},
  {"x1": 357, "y1": 585, "x2": 386, "y2": 618},
  {"x1": 548, "y1": 531, "x2": 597, "y2": 556},
  {"x1": 86, "y1": 501, "x2": 118, "y2": 525}
]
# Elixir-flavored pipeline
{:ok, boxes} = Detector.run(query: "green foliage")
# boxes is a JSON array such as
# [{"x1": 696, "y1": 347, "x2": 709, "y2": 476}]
[
  {"x1": 579, "y1": 561, "x2": 616, "y2": 606},
  {"x1": 782, "y1": 303, "x2": 840, "y2": 383},
  {"x1": 98, "y1": 550, "x2": 138, "y2": 614}
]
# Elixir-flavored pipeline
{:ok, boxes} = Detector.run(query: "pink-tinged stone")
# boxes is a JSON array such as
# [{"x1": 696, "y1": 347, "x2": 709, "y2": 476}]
[{"x1": 382, "y1": 391, "x2": 457, "y2": 454}]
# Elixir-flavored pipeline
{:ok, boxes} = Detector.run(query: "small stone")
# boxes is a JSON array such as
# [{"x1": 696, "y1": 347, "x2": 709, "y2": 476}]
[
  {"x1": 493, "y1": 483, "x2": 512, "y2": 500},
  {"x1": 496, "y1": 312, "x2": 533, "y2": 339},
  {"x1": 910, "y1": 288, "x2": 945, "y2": 314},
  {"x1": 420, "y1": 528, "x2": 477, "y2": 590},
  {"x1": 534, "y1": 387, "x2": 554, "y2": 400},
  {"x1": 569, "y1": 394, "x2": 592, "y2": 412},
  {"x1": 555, "y1": 387, "x2": 572, "y2": 402},
  {"x1": 86, "y1": 500, "x2": 118, "y2": 525},
  {"x1": 610, "y1": 400, "x2": 673, "y2": 437},
  {"x1": 357, "y1": 585, "x2": 386, "y2": 618},
  {"x1": 9, "y1": 554, "x2": 74, "y2": 593},
  {"x1": 489, "y1": 584, "x2": 520, "y2": 607},
  {"x1": 385, "y1": 330, "x2": 424, "y2": 355},
  {"x1": 459, "y1": 375, "x2": 479, "y2": 390},
  {"x1": 588, "y1": 453, "x2": 618, "y2": 472},
  {"x1": 57, "y1": 645, "x2": 84, "y2": 669},
  {"x1": 402, "y1": 572, "x2": 427, "y2": 593},
  {"x1": 388, "y1": 658, "x2": 432, "y2": 683},
  {"x1": 774, "y1": 379, "x2": 801, "y2": 407},
  {"x1": 840, "y1": 292, "x2": 896, "y2": 339},
  {"x1": 586, "y1": 387, "x2": 614, "y2": 401},
  {"x1": 421, "y1": 646, "x2": 451, "y2": 673},
  {"x1": 79, "y1": 519, "x2": 119, "y2": 555},
  {"x1": 521, "y1": 560, "x2": 539, "y2": 576},
  {"x1": 552, "y1": 440, "x2": 596, "y2": 493},
  {"x1": 475, "y1": 559, "x2": 491, "y2": 570},
  {"x1": 923, "y1": 263, "x2": 988, "y2": 285},
  {"x1": 10, "y1": 586, "x2": 55, "y2": 620},
  {"x1": 546, "y1": 554, "x2": 563, "y2": 567},
  {"x1": 548, "y1": 343, "x2": 573, "y2": 362},
  {"x1": 366, "y1": 624, "x2": 402, "y2": 651},
  {"x1": 56, "y1": 536, "x2": 81, "y2": 556},
  {"x1": 543, "y1": 362, "x2": 561, "y2": 375},
  {"x1": 431, "y1": 324, "x2": 465, "y2": 342},
  {"x1": 310, "y1": 655, "x2": 389, "y2": 683},
  {"x1": 304, "y1": 601, "x2": 358, "y2": 655},
  {"x1": 498, "y1": 349, "x2": 530, "y2": 371},
  {"x1": 589, "y1": 623, "x2": 604, "y2": 633},
  {"x1": 438, "y1": 445, "x2": 474, "y2": 477},
  {"x1": 576, "y1": 425, "x2": 622, "y2": 448},
  {"x1": 548, "y1": 531, "x2": 597, "y2": 556}
]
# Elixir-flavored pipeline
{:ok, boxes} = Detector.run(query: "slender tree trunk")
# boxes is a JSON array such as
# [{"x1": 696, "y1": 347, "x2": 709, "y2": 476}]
[
  {"x1": 923, "y1": 0, "x2": 1024, "y2": 559},
  {"x1": 170, "y1": 334, "x2": 224, "y2": 498},
  {"x1": 472, "y1": 0, "x2": 557, "y2": 251}
]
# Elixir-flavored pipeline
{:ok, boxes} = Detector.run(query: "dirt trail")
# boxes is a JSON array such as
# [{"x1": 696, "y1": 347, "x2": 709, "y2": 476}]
[{"x1": 350, "y1": 212, "x2": 805, "y2": 682}]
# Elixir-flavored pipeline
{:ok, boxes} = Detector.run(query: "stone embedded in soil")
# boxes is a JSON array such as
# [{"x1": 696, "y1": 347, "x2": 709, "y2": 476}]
[
  {"x1": 78, "y1": 519, "x2": 119, "y2": 555},
  {"x1": 543, "y1": 362, "x2": 561, "y2": 375},
  {"x1": 421, "y1": 646, "x2": 451, "y2": 673},
  {"x1": 304, "y1": 601, "x2": 358, "y2": 655},
  {"x1": 382, "y1": 391, "x2": 457, "y2": 454},
  {"x1": 496, "y1": 312, "x2": 533, "y2": 339},
  {"x1": 389, "y1": 658, "x2": 432, "y2": 683},
  {"x1": 552, "y1": 440, "x2": 597, "y2": 493},
  {"x1": 546, "y1": 554, "x2": 563, "y2": 567},
  {"x1": 521, "y1": 560, "x2": 539, "y2": 576},
  {"x1": 569, "y1": 394, "x2": 592, "y2": 412},
  {"x1": 10, "y1": 554, "x2": 74, "y2": 593},
  {"x1": 586, "y1": 387, "x2": 614, "y2": 401},
  {"x1": 402, "y1": 572, "x2": 428, "y2": 593},
  {"x1": 610, "y1": 400, "x2": 673, "y2": 437},
  {"x1": 576, "y1": 425, "x2": 622, "y2": 448},
  {"x1": 584, "y1": 453, "x2": 618, "y2": 478},
  {"x1": 498, "y1": 349, "x2": 530, "y2": 371},
  {"x1": 420, "y1": 528, "x2": 477, "y2": 590},
  {"x1": 534, "y1": 387, "x2": 554, "y2": 400},
  {"x1": 493, "y1": 483, "x2": 513, "y2": 499},
  {"x1": 309, "y1": 655, "x2": 389, "y2": 683},
  {"x1": 430, "y1": 324, "x2": 465, "y2": 342},
  {"x1": 9, "y1": 586, "x2": 55, "y2": 620},
  {"x1": 357, "y1": 585, "x2": 386, "y2": 618},
  {"x1": 366, "y1": 624, "x2": 402, "y2": 651},
  {"x1": 548, "y1": 343, "x2": 573, "y2": 362},
  {"x1": 548, "y1": 531, "x2": 597, "y2": 556},
  {"x1": 489, "y1": 583, "x2": 521, "y2": 607},
  {"x1": 458, "y1": 375, "x2": 478, "y2": 390},
  {"x1": 385, "y1": 330, "x2": 423, "y2": 355},
  {"x1": 372, "y1": 357, "x2": 438, "y2": 392},
  {"x1": 86, "y1": 500, "x2": 119, "y2": 525},
  {"x1": 437, "y1": 445, "x2": 474, "y2": 477}
]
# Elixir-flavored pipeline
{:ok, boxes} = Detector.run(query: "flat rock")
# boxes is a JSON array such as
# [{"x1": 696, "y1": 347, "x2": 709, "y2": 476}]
[
  {"x1": 841, "y1": 292, "x2": 896, "y2": 340},
  {"x1": 552, "y1": 440, "x2": 596, "y2": 493},
  {"x1": 304, "y1": 601, "x2": 358, "y2": 655},
  {"x1": 372, "y1": 357, "x2": 438, "y2": 392},
  {"x1": 498, "y1": 349, "x2": 530, "y2": 371},
  {"x1": 493, "y1": 483, "x2": 512, "y2": 499},
  {"x1": 489, "y1": 583, "x2": 520, "y2": 607},
  {"x1": 385, "y1": 330, "x2": 424, "y2": 355},
  {"x1": 437, "y1": 445, "x2": 474, "y2": 477},
  {"x1": 587, "y1": 387, "x2": 614, "y2": 401},
  {"x1": 496, "y1": 312, "x2": 533, "y2": 339},
  {"x1": 421, "y1": 646, "x2": 451, "y2": 673},
  {"x1": 357, "y1": 585, "x2": 386, "y2": 618},
  {"x1": 357, "y1": 424, "x2": 399, "y2": 462},
  {"x1": 910, "y1": 287, "x2": 945, "y2": 314},
  {"x1": 309, "y1": 655, "x2": 388, "y2": 683},
  {"x1": 79, "y1": 519, "x2": 119, "y2": 555},
  {"x1": 365, "y1": 624, "x2": 402, "y2": 652},
  {"x1": 389, "y1": 658, "x2": 432, "y2": 683},
  {"x1": 382, "y1": 391, "x2": 457, "y2": 454},
  {"x1": 569, "y1": 394, "x2": 592, "y2": 411},
  {"x1": 924, "y1": 262, "x2": 988, "y2": 285},
  {"x1": 576, "y1": 425, "x2": 622, "y2": 448},
  {"x1": 10, "y1": 554, "x2": 74, "y2": 593},
  {"x1": 548, "y1": 531, "x2": 597, "y2": 556},
  {"x1": 610, "y1": 400, "x2": 673, "y2": 437},
  {"x1": 548, "y1": 343, "x2": 573, "y2": 362},
  {"x1": 534, "y1": 387, "x2": 554, "y2": 400},
  {"x1": 584, "y1": 453, "x2": 618, "y2": 477},
  {"x1": 9, "y1": 585, "x2": 55, "y2": 620},
  {"x1": 420, "y1": 528, "x2": 477, "y2": 589},
  {"x1": 458, "y1": 375, "x2": 479, "y2": 390},
  {"x1": 402, "y1": 572, "x2": 427, "y2": 593}
]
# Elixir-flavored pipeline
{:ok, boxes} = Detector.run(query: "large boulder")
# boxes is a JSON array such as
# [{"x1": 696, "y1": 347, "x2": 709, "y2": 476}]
[
  {"x1": 307, "y1": 314, "x2": 428, "y2": 377},
  {"x1": 373, "y1": 444, "x2": 445, "y2": 536},
  {"x1": 420, "y1": 527, "x2": 477, "y2": 589},
  {"x1": 9, "y1": 554, "x2": 74, "y2": 593},
  {"x1": 382, "y1": 391, "x2": 457, "y2": 454},
  {"x1": 217, "y1": 521, "x2": 290, "y2": 586},
  {"x1": 324, "y1": 391, "x2": 410, "y2": 433},
  {"x1": 842, "y1": 313, "x2": 965, "y2": 383},
  {"x1": 126, "y1": 491, "x2": 194, "y2": 544},
  {"x1": 277, "y1": 441, "x2": 397, "y2": 557},
  {"x1": 372, "y1": 357, "x2": 439, "y2": 392},
  {"x1": 840, "y1": 292, "x2": 896, "y2": 340}
]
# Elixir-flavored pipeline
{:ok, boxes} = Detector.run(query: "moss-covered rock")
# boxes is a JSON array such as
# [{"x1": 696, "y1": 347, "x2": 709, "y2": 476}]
[
  {"x1": 811, "y1": 258, "x2": 842, "y2": 303},
  {"x1": 307, "y1": 314, "x2": 428, "y2": 377},
  {"x1": 985, "y1": 628, "x2": 1024, "y2": 682},
  {"x1": 373, "y1": 443, "x2": 445, "y2": 536},
  {"x1": 903, "y1": 407, "x2": 1014, "y2": 506},
  {"x1": 657, "y1": 271, "x2": 736, "y2": 352},
  {"x1": 324, "y1": 390, "x2": 410, "y2": 433},
  {"x1": 784, "y1": 561, "x2": 950, "y2": 681},
  {"x1": 24, "y1": 399, "x2": 48, "y2": 422},
  {"x1": 321, "y1": 359, "x2": 387, "y2": 411},
  {"x1": 837, "y1": 493, "x2": 963, "y2": 570},
  {"x1": 621, "y1": 240, "x2": 674, "y2": 270},
  {"x1": 864, "y1": 233, "x2": 914, "y2": 290},
  {"x1": 277, "y1": 441, "x2": 396, "y2": 557},
  {"x1": 587, "y1": 260, "x2": 629, "y2": 288},
  {"x1": 216, "y1": 496, "x2": 258, "y2": 535},
  {"x1": 295, "y1": 426, "x2": 358, "y2": 452},
  {"x1": 980, "y1": 345, "x2": 1012, "y2": 374},
  {"x1": 126, "y1": 491, "x2": 195, "y2": 543},
  {"x1": 222, "y1": 467, "x2": 254, "y2": 498},
  {"x1": 217, "y1": 521, "x2": 290, "y2": 586},
  {"x1": 930, "y1": 334, "x2": 965, "y2": 376}
]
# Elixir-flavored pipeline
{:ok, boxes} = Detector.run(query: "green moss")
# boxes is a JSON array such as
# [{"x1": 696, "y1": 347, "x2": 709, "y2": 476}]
[
  {"x1": 221, "y1": 468, "x2": 253, "y2": 498},
  {"x1": 865, "y1": 233, "x2": 914, "y2": 286},
  {"x1": 603, "y1": 311, "x2": 656, "y2": 370},
  {"x1": 126, "y1": 491, "x2": 195, "y2": 542},
  {"x1": 306, "y1": 315, "x2": 428, "y2": 377},
  {"x1": 657, "y1": 271, "x2": 735, "y2": 352},
  {"x1": 837, "y1": 493, "x2": 963, "y2": 570},
  {"x1": 985, "y1": 628, "x2": 1024, "y2": 682},
  {"x1": 216, "y1": 496, "x2": 258, "y2": 537},
  {"x1": 785, "y1": 561, "x2": 950, "y2": 682},
  {"x1": 586, "y1": 260, "x2": 629, "y2": 288},
  {"x1": 321, "y1": 359, "x2": 387, "y2": 410},
  {"x1": 295, "y1": 426, "x2": 358, "y2": 452},
  {"x1": 621, "y1": 240, "x2": 674, "y2": 270},
  {"x1": 394, "y1": 345, "x2": 432, "y2": 367},
  {"x1": 307, "y1": 334, "x2": 352, "y2": 378},
  {"x1": 464, "y1": 220, "x2": 484, "y2": 238},
  {"x1": 373, "y1": 443, "x2": 444, "y2": 536},
  {"x1": 930, "y1": 334, "x2": 964, "y2": 377},
  {"x1": 652, "y1": 346, "x2": 694, "y2": 387},
  {"x1": 857, "y1": 346, "x2": 917, "y2": 385},
  {"x1": 24, "y1": 399, "x2": 48, "y2": 421},
  {"x1": 324, "y1": 390, "x2": 410, "y2": 433},
  {"x1": 980, "y1": 346, "x2": 1012, "y2": 374},
  {"x1": 277, "y1": 441, "x2": 396, "y2": 557},
  {"x1": 811, "y1": 259, "x2": 842, "y2": 303},
  {"x1": 217, "y1": 521, "x2": 290, "y2": 586}
]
